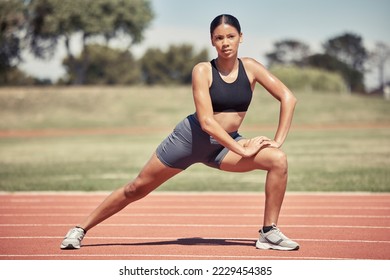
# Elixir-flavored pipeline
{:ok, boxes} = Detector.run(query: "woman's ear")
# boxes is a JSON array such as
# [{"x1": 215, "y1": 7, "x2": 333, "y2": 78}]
[{"x1": 239, "y1": 32, "x2": 243, "y2": 43}]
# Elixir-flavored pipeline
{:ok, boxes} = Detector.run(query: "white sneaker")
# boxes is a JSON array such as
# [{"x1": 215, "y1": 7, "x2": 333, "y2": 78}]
[
  {"x1": 256, "y1": 224, "x2": 299, "y2": 251},
  {"x1": 60, "y1": 227, "x2": 85, "y2": 250}
]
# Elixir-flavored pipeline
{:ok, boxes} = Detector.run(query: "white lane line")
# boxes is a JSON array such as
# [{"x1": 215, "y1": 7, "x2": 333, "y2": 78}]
[
  {"x1": 3, "y1": 198, "x2": 390, "y2": 203},
  {"x1": 1, "y1": 223, "x2": 390, "y2": 229},
  {"x1": 1, "y1": 191, "x2": 389, "y2": 197},
  {"x1": 0, "y1": 190, "x2": 388, "y2": 194},
  {"x1": 1, "y1": 205, "x2": 389, "y2": 210},
  {"x1": 1, "y1": 213, "x2": 389, "y2": 219},
  {"x1": 0, "y1": 254, "x2": 355, "y2": 260},
  {"x1": 0, "y1": 236, "x2": 389, "y2": 244}
]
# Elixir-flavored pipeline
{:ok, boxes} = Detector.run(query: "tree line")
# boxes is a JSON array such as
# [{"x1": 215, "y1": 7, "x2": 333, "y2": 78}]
[
  {"x1": 1, "y1": 0, "x2": 389, "y2": 94},
  {"x1": 0, "y1": 0, "x2": 208, "y2": 86},
  {"x1": 266, "y1": 37, "x2": 389, "y2": 94}
]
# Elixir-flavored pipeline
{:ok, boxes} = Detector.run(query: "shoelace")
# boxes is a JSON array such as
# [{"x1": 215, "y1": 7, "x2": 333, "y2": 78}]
[
  {"x1": 67, "y1": 228, "x2": 84, "y2": 240},
  {"x1": 270, "y1": 224, "x2": 280, "y2": 234},
  {"x1": 270, "y1": 225, "x2": 288, "y2": 239}
]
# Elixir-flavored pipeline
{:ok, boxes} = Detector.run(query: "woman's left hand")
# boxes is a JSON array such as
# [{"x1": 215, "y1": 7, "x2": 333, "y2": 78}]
[
  {"x1": 263, "y1": 139, "x2": 282, "y2": 149},
  {"x1": 247, "y1": 136, "x2": 282, "y2": 149}
]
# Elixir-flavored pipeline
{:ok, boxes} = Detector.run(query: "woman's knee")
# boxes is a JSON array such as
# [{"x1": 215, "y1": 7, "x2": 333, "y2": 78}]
[
  {"x1": 257, "y1": 148, "x2": 288, "y2": 172},
  {"x1": 271, "y1": 149, "x2": 288, "y2": 172},
  {"x1": 123, "y1": 177, "x2": 150, "y2": 200}
]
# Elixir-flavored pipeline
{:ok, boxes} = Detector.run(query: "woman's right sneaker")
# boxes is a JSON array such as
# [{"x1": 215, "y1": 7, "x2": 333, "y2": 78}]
[
  {"x1": 60, "y1": 227, "x2": 85, "y2": 250},
  {"x1": 256, "y1": 224, "x2": 299, "y2": 251}
]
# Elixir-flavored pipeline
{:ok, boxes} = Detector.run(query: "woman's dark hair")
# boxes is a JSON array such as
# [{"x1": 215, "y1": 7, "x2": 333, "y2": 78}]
[{"x1": 210, "y1": 14, "x2": 241, "y2": 35}]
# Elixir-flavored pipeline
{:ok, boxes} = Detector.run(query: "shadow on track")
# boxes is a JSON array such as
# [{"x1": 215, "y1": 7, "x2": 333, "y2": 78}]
[{"x1": 82, "y1": 237, "x2": 256, "y2": 248}]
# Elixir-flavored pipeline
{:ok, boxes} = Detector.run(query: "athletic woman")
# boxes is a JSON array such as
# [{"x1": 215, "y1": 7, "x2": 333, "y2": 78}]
[{"x1": 61, "y1": 14, "x2": 299, "y2": 251}]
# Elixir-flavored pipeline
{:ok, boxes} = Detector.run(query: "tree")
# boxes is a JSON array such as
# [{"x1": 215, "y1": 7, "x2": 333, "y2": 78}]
[
  {"x1": 0, "y1": 0, "x2": 25, "y2": 84},
  {"x1": 140, "y1": 48, "x2": 167, "y2": 85},
  {"x1": 140, "y1": 44, "x2": 209, "y2": 85},
  {"x1": 369, "y1": 42, "x2": 390, "y2": 94},
  {"x1": 165, "y1": 44, "x2": 208, "y2": 84},
  {"x1": 322, "y1": 33, "x2": 368, "y2": 92},
  {"x1": 26, "y1": 0, "x2": 154, "y2": 84},
  {"x1": 306, "y1": 53, "x2": 364, "y2": 92},
  {"x1": 62, "y1": 44, "x2": 140, "y2": 85},
  {"x1": 266, "y1": 39, "x2": 310, "y2": 67},
  {"x1": 323, "y1": 33, "x2": 367, "y2": 72}
]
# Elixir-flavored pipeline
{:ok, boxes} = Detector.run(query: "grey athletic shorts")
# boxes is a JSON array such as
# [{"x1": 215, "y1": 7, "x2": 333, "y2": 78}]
[{"x1": 156, "y1": 114, "x2": 243, "y2": 170}]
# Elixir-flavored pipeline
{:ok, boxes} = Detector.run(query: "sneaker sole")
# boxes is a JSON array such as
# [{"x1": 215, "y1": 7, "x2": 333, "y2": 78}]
[
  {"x1": 256, "y1": 240, "x2": 299, "y2": 251},
  {"x1": 60, "y1": 243, "x2": 80, "y2": 250}
]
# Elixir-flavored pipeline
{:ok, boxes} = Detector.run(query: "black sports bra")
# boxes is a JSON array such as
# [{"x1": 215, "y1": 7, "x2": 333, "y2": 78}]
[{"x1": 209, "y1": 58, "x2": 253, "y2": 112}]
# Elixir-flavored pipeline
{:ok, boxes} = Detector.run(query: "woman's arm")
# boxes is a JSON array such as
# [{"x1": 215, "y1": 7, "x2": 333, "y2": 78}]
[
  {"x1": 192, "y1": 62, "x2": 265, "y2": 157},
  {"x1": 244, "y1": 58, "x2": 297, "y2": 148}
]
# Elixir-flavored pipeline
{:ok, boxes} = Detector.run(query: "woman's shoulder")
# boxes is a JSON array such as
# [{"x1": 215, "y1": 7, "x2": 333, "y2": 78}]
[
  {"x1": 240, "y1": 57, "x2": 269, "y2": 74},
  {"x1": 240, "y1": 57, "x2": 265, "y2": 68},
  {"x1": 192, "y1": 61, "x2": 212, "y2": 76},
  {"x1": 193, "y1": 61, "x2": 212, "y2": 70},
  {"x1": 240, "y1": 57, "x2": 272, "y2": 83}
]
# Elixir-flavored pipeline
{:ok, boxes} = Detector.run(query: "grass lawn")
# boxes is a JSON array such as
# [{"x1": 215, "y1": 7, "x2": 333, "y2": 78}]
[{"x1": 0, "y1": 86, "x2": 389, "y2": 192}]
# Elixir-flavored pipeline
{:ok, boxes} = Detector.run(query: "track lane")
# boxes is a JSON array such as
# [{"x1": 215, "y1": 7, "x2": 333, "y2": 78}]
[{"x1": 0, "y1": 192, "x2": 389, "y2": 260}]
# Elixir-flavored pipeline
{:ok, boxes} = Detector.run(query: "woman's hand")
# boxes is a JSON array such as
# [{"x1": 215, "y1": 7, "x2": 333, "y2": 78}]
[
  {"x1": 241, "y1": 136, "x2": 281, "y2": 157},
  {"x1": 263, "y1": 139, "x2": 282, "y2": 149}
]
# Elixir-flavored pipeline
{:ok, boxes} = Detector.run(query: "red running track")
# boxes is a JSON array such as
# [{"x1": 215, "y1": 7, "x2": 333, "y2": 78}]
[{"x1": 0, "y1": 192, "x2": 389, "y2": 260}]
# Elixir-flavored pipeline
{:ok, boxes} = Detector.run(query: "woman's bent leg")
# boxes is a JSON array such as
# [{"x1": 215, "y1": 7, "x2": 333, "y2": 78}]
[
  {"x1": 220, "y1": 146, "x2": 299, "y2": 250},
  {"x1": 220, "y1": 146, "x2": 287, "y2": 226}
]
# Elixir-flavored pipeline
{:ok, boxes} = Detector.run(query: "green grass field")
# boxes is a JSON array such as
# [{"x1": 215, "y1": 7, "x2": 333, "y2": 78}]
[{"x1": 0, "y1": 86, "x2": 389, "y2": 192}]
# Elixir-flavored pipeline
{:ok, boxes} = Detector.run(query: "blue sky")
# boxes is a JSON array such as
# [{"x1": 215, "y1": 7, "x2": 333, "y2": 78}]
[
  {"x1": 20, "y1": 0, "x2": 390, "y2": 87},
  {"x1": 138, "y1": 0, "x2": 390, "y2": 56},
  {"x1": 150, "y1": 0, "x2": 389, "y2": 42}
]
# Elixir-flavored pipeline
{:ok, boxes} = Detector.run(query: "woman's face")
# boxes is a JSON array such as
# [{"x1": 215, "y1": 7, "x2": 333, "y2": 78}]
[{"x1": 211, "y1": 23, "x2": 242, "y2": 59}]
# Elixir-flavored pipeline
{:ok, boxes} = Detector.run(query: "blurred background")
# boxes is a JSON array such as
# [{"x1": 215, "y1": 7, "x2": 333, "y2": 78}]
[
  {"x1": 0, "y1": 0, "x2": 389, "y2": 192},
  {"x1": 1, "y1": 0, "x2": 389, "y2": 93}
]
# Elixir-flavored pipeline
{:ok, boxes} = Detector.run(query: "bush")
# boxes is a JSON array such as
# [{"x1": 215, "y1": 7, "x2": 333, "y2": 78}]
[{"x1": 270, "y1": 65, "x2": 348, "y2": 93}]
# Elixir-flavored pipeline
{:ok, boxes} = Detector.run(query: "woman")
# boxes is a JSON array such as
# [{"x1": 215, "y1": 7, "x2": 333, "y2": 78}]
[{"x1": 61, "y1": 14, "x2": 299, "y2": 251}]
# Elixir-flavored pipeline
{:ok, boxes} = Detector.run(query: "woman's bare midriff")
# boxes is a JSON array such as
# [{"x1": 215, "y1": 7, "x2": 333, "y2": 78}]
[{"x1": 213, "y1": 111, "x2": 246, "y2": 133}]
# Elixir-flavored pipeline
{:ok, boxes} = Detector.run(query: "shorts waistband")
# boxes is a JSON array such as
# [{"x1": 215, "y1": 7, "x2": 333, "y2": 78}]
[{"x1": 189, "y1": 113, "x2": 238, "y2": 137}]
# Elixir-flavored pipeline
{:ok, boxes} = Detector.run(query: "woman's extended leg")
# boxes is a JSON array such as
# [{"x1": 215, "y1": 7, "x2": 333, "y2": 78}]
[
  {"x1": 60, "y1": 153, "x2": 182, "y2": 249},
  {"x1": 78, "y1": 153, "x2": 182, "y2": 231}
]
